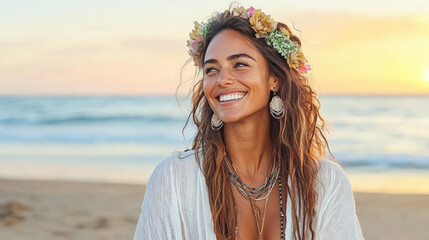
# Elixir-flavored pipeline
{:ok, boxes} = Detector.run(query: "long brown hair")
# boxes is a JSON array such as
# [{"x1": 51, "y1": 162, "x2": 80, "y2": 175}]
[{"x1": 182, "y1": 7, "x2": 332, "y2": 240}]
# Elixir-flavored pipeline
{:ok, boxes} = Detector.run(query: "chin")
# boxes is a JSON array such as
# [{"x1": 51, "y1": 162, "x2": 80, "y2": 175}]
[{"x1": 219, "y1": 115, "x2": 242, "y2": 124}]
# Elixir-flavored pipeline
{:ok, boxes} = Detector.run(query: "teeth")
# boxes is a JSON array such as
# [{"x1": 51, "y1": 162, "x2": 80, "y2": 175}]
[{"x1": 219, "y1": 93, "x2": 245, "y2": 102}]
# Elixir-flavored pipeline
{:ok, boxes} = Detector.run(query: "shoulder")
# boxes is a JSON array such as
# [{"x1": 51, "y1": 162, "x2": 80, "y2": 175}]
[
  {"x1": 315, "y1": 158, "x2": 352, "y2": 199},
  {"x1": 316, "y1": 158, "x2": 349, "y2": 183},
  {"x1": 136, "y1": 150, "x2": 203, "y2": 239},
  {"x1": 317, "y1": 158, "x2": 346, "y2": 178},
  {"x1": 148, "y1": 149, "x2": 203, "y2": 187},
  {"x1": 313, "y1": 159, "x2": 365, "y2": 239},
  {"x1": 153, "y1": 149, "x2": 201, "y2": 172}
]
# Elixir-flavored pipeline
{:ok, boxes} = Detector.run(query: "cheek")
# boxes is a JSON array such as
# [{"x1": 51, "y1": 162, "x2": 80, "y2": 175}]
[
  {"x1": 202, "y1": 78, "x2": 217, "y2": 111},
  {"x1": 202, "y1": 78, "x2": 212, "y2": 96},
  {"x1": 246, "y1": 74, "x2": 272, "y2": 103},
  {"x1": 203, "y1": 76, "x2": 218, "y2": 96},
  {"x1": 239, "y1": 70, "x2": 270, "y2": 92}
]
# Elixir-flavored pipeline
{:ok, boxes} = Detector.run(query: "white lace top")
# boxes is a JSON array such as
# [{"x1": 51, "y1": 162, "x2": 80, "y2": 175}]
[{"x1": 134, "y1": 150, "x2": 365, "y2": 239}]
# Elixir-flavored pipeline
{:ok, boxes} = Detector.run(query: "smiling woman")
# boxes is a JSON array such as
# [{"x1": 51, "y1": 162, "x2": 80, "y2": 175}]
[
  {"x1": 203, "y1": 30, "x2": 278, "y2": 125},
  {"x1": 134, "y1": 5, "x2": 364, "y2": 240}
]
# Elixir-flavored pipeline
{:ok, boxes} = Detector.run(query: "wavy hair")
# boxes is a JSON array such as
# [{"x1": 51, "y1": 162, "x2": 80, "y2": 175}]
[{"x1": 182, "y1": 7, "x2": 333, "y2": 240}]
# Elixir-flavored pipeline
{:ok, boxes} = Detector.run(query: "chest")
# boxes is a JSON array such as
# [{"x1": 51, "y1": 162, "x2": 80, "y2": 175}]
[{"x1": 233, "y1": 182, "x2": 285, "y2": 240}]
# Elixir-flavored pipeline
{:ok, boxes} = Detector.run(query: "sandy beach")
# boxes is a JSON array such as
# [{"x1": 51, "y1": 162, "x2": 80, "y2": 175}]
[{"x1": 1, "y1": 178, "x2": 428, "y2": 240}]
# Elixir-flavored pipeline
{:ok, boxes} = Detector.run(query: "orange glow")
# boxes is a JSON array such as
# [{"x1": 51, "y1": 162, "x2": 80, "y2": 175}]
[{"x1": 1, "y1": 8, "x2": 428, "y2": 95}]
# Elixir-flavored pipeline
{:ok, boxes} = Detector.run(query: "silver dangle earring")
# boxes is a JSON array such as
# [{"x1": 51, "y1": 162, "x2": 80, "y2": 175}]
[
  {"x1": 211, "y1": 113, "x2": 224, "y2": 130},
  {"x1": 269, "y1": 92, "x2": 285, "y2": 119}
]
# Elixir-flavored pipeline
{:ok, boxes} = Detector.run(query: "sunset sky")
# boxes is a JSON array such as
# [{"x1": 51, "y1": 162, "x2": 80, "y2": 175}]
[{"x1": 1, "y1": 0, "x2": 428, "y2": 95}]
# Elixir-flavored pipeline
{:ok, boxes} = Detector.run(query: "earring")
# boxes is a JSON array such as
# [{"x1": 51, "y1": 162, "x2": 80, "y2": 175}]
[
  {"x1": 270, "y1": 92, "x2": 285, "y2": 119},
  {"x1": 211, "y1": 113, "x2": 224, "y2": 130}
]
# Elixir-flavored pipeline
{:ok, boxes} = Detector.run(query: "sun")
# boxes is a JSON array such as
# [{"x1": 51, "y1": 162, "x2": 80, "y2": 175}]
[{"x1": 425, "y1": 68, "x2": 429, "y2": 83}]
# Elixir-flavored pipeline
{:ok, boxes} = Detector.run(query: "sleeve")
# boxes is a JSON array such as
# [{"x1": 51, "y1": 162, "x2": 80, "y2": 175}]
[
  {"x1": 315, "y1": 161, "x2": 365, "y2": 240},
  {"x1": 133, "y1": 156, "x2": 183, "y2": 240}
]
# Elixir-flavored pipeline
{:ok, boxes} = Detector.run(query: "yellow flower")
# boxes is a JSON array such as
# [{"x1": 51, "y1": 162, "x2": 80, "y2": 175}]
[
  {"x1": 189, "y1": 21, "x2": 202, "y2": 40},
  {"x1": 288, "y1": 49, "x2": 306, "y2": 69},
  {"x1": 249, "y1": 9, "x2": 274, "y2": 38},
  {"x1": 279, "y1": 27, "x2": 290, "y2": 38},
  {"x1": 232, "y1": 6, "x2": 246, "y2": 16}
]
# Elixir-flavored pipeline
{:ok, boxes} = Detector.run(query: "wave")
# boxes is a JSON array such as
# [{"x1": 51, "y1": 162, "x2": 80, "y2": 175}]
[
  {"x1": 337, "y1": 153, "x2": 429, "y2": 169},
  {"x1": 0, "y1": 114, "x2": 186, "y2": 125}
]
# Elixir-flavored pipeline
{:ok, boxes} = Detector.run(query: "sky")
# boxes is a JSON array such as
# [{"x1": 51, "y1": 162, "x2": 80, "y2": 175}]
[{"x1": 0, "y1": 0, "x2": 428, "y2": 95}]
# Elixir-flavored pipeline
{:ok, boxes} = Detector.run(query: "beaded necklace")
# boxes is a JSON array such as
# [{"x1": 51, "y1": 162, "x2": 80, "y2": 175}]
[{"x1": 226, "y1": 154, "x2": 285, "y2": 239}]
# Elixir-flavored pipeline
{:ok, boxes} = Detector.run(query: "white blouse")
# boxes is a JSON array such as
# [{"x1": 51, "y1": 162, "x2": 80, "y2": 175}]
[{"x1": 134, "y1": 150, "x2": 364, "y2": 239}]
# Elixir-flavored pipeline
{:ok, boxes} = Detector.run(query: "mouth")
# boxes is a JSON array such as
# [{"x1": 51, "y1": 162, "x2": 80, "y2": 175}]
[{"x1": 216, "y1": 92, "x2": 247, "y2": 103}]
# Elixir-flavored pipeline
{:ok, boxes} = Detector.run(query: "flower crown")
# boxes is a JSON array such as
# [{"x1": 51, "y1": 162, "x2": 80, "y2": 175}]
[{"x1": 187, "y1": 6, "x2": 311, "y2": 74}]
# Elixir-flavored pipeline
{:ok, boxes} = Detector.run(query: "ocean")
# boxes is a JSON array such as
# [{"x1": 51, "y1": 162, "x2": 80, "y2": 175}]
[{"x1": 1, "y1": 95, "x2": 428, "y2": 193}]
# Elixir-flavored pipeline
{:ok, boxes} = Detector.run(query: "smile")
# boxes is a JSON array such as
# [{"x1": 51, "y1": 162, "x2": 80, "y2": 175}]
[{"x1": 219, "y1": 92, "x2": 246, "y2": 102}]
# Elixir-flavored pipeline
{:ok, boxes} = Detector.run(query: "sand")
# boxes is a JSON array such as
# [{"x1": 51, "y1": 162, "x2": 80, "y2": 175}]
[
  {"x1": 0, "y1": 179, "x2": 145, "y2": 240},
  {"x1": 0, "y1": 178, "x2": 428, "y2": 240}
]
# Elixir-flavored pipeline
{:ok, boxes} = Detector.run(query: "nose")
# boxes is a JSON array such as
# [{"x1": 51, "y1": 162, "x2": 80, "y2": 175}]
[{"x1": 217, "y1": 68, "x2": 233, "y2": 86}]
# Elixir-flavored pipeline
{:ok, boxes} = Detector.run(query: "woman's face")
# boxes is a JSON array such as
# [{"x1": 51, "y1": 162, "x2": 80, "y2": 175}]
[{"x1": 203, "y1": 29, "x2": 278, "y2": 124}]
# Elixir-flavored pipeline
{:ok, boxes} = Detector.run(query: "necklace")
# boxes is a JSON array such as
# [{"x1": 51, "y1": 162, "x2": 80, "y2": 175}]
[
  {"x1": 226, "y1": 154, "x2": 285, "y2": 239},
  {"x1": 226, "y1": 159, "x2": 279, "y2": 201},
  {"x1": 279, "y1": 176, "x2": 285, "y2": 240}
]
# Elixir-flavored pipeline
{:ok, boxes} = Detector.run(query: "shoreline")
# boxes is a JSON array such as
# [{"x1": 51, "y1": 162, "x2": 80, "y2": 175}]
[{"x1": 1, "y1": 178, "x2": 429, "y2": 240}]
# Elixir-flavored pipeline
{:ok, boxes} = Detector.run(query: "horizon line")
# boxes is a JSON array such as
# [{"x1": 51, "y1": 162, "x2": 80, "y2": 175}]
[{"x1": 1, "y1": 93, "x2": 429, "y2": 97}]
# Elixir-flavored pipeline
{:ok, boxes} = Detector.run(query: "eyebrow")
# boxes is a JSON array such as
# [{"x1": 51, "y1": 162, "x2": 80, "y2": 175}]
[{"x1": 203, "y1": 53, "x2": 256, "y2": 67}]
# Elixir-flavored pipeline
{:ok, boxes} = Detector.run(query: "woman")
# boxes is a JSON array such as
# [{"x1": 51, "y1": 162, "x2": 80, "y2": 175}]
[{"x1": 135, "y1": 5, "x2": 364, "y2": 240}]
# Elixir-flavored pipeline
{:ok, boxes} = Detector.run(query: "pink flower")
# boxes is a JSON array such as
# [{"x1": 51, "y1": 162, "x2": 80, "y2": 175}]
[
  {"x1": 248, "y1": 7, "x2": 255, "y2": 18},
  {"x1": 297, "y1": 64, "x2": 311, "y2": 74},
  {"x1": 191, "y1": 38, "x2": 202, "y2": 47},
  {"x1": 304, "y1": 64, "x2": 311, "y2": 71}
]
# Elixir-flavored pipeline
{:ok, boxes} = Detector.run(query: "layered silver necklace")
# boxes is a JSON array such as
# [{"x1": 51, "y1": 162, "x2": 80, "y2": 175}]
[{"x1": 225, "y1": 153, "x2": 284, "y2": 239}]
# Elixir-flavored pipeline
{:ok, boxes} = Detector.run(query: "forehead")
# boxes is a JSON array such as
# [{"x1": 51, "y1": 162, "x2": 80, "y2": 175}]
[{"x1": 204, "y1": 29, "x2": 261, "y2": 62}]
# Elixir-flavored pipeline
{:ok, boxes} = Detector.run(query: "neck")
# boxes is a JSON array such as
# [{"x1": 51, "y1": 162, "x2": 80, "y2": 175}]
[{"x1": 223, "y1": 110, "x2": 273, "y2": 181}]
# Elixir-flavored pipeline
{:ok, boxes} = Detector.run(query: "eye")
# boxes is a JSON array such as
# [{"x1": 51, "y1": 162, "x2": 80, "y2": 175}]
[
  {"x1": 204, "y1": 67, "x2": 217, "y2": 75},
  {"x1": 235, "y1": 62, "x2": 248, "y2": 68}
]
